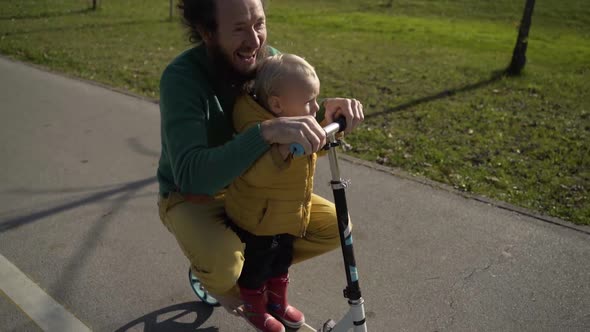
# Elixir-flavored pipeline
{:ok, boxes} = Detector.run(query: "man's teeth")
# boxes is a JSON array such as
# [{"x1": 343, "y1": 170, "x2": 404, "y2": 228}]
[{"x1": 238, "y1": 52, "x2": 255, "y2": 60}]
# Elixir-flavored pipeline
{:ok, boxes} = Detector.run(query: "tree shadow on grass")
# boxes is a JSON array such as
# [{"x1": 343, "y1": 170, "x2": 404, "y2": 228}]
[
  {"x1": 114, "y1": 302, "x2": 218, "y2": 332},
  {"x1": 0, "y1": 8, "x2": 95, "y2": 21},
  {"x1": 366, "y1": 69, "x2": 507, "y2": 119}
]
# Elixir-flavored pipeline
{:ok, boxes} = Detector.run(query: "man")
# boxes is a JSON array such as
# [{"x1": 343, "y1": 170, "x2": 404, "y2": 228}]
[{"x1": 157, "y1": 0, "x2": 364, "y2": 318}]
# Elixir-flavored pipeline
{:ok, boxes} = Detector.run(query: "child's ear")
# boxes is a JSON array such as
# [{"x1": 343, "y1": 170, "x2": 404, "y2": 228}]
[{"x1": 268, "y1": 96, "x2": 283, "y2": 115}]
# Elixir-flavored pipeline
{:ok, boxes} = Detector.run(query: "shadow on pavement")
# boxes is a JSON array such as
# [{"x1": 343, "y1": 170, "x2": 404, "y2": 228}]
[
  {"x1": 0, "y1": 177, "x2": 156, "y2": 233},
  {"x1": 48, "y1": 178, "x2": 152, "y2": 298},
  {"x1": 114, "y1": 302, "x2": 218, "y2": 332},
  {"x1": 127, "y1": 137, "x2": 160, "y2": 158}
]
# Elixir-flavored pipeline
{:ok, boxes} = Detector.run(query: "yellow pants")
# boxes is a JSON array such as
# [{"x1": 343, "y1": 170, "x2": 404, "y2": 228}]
[{"x1": 158, "y1": 192, "x2": 341, "y2": 296}]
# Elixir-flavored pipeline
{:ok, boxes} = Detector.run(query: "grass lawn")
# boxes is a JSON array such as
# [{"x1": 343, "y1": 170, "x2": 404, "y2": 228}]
[{"x1": 1, "y1": 0, "x2": 588, "y2": 224}]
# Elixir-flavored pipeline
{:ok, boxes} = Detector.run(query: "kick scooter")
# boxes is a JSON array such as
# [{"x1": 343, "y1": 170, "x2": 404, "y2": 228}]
[{"x1": 189, "y1": 118, "x2": 367, "y2": 331}]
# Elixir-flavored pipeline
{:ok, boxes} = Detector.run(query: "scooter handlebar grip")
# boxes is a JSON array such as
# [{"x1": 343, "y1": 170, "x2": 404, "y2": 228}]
[
  {"x1": 335, "y1": 116, "x2": 347, "y2": 132},
  {"x1": 290, "y1": 143, "x2": 305, "y2": 157},
  {"x1": 289, "y1": 117, "x2": 347, "y2": 156},
  {"x1": 323, "y1": 116, "x2": 347, "y2": 136}
]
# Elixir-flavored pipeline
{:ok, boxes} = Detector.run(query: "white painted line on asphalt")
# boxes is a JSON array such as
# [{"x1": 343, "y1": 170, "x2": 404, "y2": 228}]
[
  {"x1": 300, "y1": 323, "x2": 317, "y2": 331},
  {"x1": 0, "y1": 254, "x2": 91, "y2": 332}
]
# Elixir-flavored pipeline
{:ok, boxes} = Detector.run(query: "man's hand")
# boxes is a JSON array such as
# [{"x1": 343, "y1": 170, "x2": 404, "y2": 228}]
[
  {"x1": 323, "y1": 98, "x2": 364, "y2": 134},
  {"x1": 260, "y1": 116, "x2": 326, "y2": 155}
]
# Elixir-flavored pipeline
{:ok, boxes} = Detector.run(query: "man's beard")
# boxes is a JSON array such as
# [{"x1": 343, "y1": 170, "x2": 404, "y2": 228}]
[{"x1": 207, "y1": 40, "x2": 268, "y2": 90}]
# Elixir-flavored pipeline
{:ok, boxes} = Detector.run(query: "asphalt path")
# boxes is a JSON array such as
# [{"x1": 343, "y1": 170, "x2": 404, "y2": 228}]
[{"x1": 1, "y1": 56, "x2": 588, "y2": 332}]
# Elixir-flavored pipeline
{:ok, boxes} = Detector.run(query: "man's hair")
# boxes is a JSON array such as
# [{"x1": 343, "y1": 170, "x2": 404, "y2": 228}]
[
  {"x1": 253, "y1": 54, "x2": 319, "y2": 110},
  {"x1": 178, "y1": 0, "x2": 217, "y2": 43},
  {"x1": 178, "y1": 0, "x2": 266, "y2": 44}
]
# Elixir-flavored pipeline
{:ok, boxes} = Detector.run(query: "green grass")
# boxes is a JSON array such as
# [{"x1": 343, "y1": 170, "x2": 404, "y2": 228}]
[{"x1": 1, "y1": 0, "x2": 588, "y2": 224}]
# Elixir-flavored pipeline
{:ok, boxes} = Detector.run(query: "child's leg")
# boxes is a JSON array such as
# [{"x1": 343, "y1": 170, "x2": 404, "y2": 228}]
[
  {"x1": 269, "y1": 234, "x2": 294, "y2": 278},
  {"x1": 267, "y1": 235, "x2": 305, "y2": 329},
  {"x1": 239, "y1": 233, "x2": 285, "y2": 332},
  {"x1": 239, "y1": 234, "x2": 276, "y2": 289}
]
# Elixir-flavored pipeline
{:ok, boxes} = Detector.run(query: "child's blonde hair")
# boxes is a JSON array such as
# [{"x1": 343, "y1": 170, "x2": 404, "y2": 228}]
[{"x1": 253, "y1": 54, "x2": 319, "y2": 110}]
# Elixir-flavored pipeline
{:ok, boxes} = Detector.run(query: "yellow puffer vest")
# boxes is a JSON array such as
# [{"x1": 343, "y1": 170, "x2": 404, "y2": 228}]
[{"x1": 225, "y1": 94, "x2": 317, "y2": 237}]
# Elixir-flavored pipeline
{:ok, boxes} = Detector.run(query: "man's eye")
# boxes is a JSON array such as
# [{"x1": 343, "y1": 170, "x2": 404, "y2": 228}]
[{"x1": 255, "y1": 22, "x2": 265, "y2": 30}]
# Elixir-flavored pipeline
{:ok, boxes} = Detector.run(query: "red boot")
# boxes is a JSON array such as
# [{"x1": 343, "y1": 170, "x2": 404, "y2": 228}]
[
  {"x1": 266, "y1": 274, "x2": 305, "y2": 329},
  {"x1": 240, "y1": 286, "x2": 285, "y2": 332}
]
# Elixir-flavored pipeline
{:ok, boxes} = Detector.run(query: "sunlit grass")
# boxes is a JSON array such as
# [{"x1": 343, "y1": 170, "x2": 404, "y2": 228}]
[{"x1": 1, "y1": 0, "x2": 588, "y2": 223}]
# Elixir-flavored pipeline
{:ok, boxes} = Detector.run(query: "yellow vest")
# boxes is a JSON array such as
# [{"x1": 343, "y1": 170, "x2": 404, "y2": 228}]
[{"x1": 225, "y1": 94, "x2": 317, "y2": 237}]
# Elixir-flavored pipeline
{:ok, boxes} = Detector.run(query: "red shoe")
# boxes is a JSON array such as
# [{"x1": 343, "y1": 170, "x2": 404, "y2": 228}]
[
  {"x1": 266, "y1": 274, "x2": 305, "y2": 329},
  {"x1": 240, "y1": 286, "x2": 285, "y2": 332}
]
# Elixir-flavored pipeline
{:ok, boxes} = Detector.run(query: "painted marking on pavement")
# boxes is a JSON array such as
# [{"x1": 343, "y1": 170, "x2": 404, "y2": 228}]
[
  {"x1": 0, "y1": 254, "x2": 91, "y2": 332},
  {"x1": 298, "y1": 323, "x2": 317, "y2": 331}
]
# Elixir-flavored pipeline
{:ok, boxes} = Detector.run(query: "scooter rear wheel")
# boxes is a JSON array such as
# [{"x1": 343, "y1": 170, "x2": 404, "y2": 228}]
[{"x1": 188, "y1": 268, "x2": 220, "y2": 306}]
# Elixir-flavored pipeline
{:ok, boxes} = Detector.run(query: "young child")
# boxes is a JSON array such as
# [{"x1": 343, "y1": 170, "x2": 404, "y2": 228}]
[{"x1": 225, "y1": 54, "x2": 322, "y2": 332}]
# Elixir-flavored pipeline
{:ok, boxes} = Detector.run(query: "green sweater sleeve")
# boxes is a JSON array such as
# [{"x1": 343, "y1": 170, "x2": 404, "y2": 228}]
[{"x1": 160, "y1": 67, "x2": 270, "y2": 196}]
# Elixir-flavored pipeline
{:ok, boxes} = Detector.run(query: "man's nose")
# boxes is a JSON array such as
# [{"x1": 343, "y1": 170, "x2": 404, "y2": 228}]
[{"x1": 244, "y1": 27, "x2": 261, "y2": 50}]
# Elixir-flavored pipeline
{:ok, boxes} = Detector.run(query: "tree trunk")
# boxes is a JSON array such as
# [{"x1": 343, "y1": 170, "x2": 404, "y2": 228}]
[
  {"x1": 92, "y1": 0, "x2": 98, "y2": 10},
  {"x1": 169, "y1": 0, "x2": 174, "y2": 20},
  {"x1": 507, "y1": 0, "x2": 536, "y2": 76}
]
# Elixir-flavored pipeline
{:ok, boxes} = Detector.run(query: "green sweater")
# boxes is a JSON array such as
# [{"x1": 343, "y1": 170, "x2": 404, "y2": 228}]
[{"x1": 157, "y1": 44, "x2": 278, "y2": 196}]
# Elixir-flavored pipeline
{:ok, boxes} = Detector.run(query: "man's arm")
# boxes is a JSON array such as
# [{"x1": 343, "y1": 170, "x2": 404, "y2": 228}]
[{"x1": 160, "y1": 67, "x2": 269, "y2": 196}]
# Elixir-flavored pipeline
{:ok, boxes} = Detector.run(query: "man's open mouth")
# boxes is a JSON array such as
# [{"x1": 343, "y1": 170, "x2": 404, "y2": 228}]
[{"x1": 237, "y1": 50, "x2": 257, "y2": 63}]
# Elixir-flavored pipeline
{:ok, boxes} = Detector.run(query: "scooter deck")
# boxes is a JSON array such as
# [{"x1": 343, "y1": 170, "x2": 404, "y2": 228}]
[{"x1": 236, "y1": 307, "x2": 317, "y2": 332}]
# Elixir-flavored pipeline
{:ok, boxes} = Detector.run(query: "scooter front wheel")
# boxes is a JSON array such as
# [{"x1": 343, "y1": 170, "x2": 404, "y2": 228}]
[{"x1": 188, "y1": 268, "x2": 220, "y2": 307}]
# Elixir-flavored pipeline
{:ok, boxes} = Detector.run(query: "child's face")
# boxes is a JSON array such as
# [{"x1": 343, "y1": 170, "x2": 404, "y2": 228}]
[{"x1": 273, "y1": 76, "x2": 320, "y2": 118}]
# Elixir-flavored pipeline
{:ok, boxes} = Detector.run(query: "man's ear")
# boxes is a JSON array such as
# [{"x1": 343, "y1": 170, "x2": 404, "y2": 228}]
[
  {"x1": 268, "y1": 96, "x2": 283, "y2": 115},
  {"x1": 197, "y1": 26, "x2": 214, "y2": 44}
]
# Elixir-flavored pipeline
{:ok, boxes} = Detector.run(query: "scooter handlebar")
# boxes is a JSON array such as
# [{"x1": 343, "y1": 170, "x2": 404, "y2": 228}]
[{"x1": 289, "y1": 117, "x2": 347, "y2": 156}]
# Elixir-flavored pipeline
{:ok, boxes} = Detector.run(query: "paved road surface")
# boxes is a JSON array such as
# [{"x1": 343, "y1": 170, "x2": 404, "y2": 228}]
[{"x1": 1, "y1": 57, "x2": 588, "y2": 332}]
